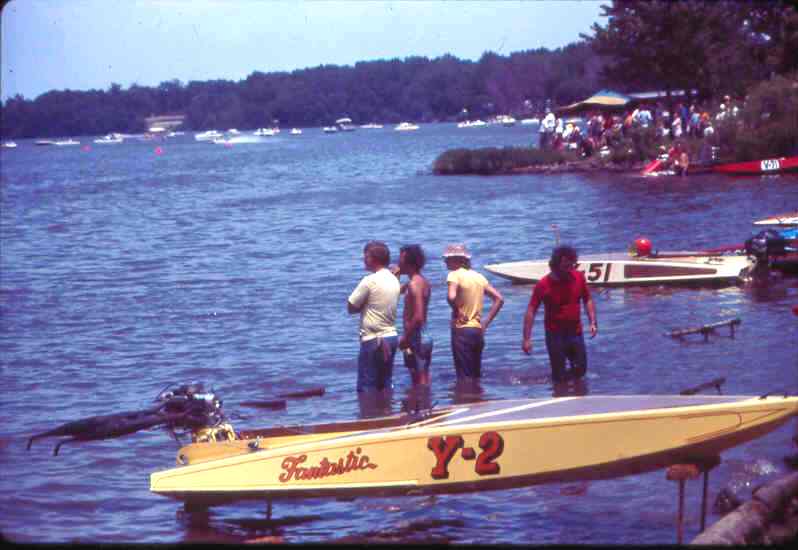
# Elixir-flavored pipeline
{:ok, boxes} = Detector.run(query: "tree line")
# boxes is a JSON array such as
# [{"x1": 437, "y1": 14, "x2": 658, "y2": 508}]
[{"x1": 2, "y1": 1, "x2": 795, "y2": 139}]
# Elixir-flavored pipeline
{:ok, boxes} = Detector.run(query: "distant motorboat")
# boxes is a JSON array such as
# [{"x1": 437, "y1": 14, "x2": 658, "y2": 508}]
[
  {"x1": 254, "y1": 128, "x2": 277, "y2": 137},
  {"x1": 195, "y1": 130, "x2": 223, "y2": 141},
  {"x1": 1, "y1": 141, "x2": 17, "y2": 148},
  {"x1": 322, "y1": 126, "x2": 338, "y2": 134},
  {"x1": 54, "y1": 139, "x2": 80, "y2": 146},
  {"x1": 457, "y1": 119, "x2": 487, "y2": 128},
  {"x1": 290, "y1": 128, "x2": 302, "y2": 135},
  {"x1": 335, "y1": 117, "x2": 357, "y2": 131},
  {"x1": 93, "y1": 133, "x2": 124, "y2": 144},
  {"x1": 394, "y1": 122, "x2": 420, "y2": 131},
  {"x1": 227, "y1": 128, "x2": 240, "y2": 135},
  {"x1": 521, "y1": 118, "x2": 540, "y2": 125},
  {"x1": 496, "y1": 115, "x2": 516, "y2": 127},
  {"x1": 360, "y1": 123, "x2": 383, "y2": 129}
]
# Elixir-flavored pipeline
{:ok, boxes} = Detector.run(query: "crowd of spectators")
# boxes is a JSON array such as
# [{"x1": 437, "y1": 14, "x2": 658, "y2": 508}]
[{"x1": 538, "y1": 94, "x2": 740, "y2": 170}]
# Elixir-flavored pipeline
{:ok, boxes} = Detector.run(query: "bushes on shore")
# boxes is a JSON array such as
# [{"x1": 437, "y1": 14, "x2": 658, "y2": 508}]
[{"x1": 433, "y1": 147, "x2": 571, "y2": 175}]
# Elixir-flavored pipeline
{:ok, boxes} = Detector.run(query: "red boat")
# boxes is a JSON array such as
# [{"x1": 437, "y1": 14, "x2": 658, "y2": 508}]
[{"x1": 713, "y1": 155, "x2": 798, "y2": 175}]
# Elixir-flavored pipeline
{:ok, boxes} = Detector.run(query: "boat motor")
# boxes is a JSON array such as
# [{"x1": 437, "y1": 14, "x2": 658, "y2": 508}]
[
  {"x1": 27, "y1": 382, "x2": 225, "y2": 455},
  {"x1": 745, "y1": 229, "x2": 788, "y2": 262}
]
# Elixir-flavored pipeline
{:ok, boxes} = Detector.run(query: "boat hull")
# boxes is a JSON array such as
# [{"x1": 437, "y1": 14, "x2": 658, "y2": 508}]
[
  {"x1": 754, "y1": 211, "x2": 798, "y2": 226},
  {"x1": 484, "y1": 253, "x2": 753, "y2": 286},
  {"x1": 714, "y1": 156, "x2": 798, "y2": 175},
  {"x1": 150, "y1": 395, "x2": 798, "y2": 506}
]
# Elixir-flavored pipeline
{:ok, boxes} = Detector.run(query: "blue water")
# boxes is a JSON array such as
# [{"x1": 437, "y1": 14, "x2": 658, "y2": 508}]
[{"x1": 1, "y1": 124, "x2": 797, "y2": 544}]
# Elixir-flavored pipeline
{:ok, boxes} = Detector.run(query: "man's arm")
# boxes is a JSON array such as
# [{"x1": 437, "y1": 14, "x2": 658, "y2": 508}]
[
  {"x1": 348, "y1": 279, "x2": 367, "y2": 315},
  {"x1": 399, "y1": 279, "x2": 425, "y2": 348},
  {"x1": 522, "y1": 299, "x2": 539, "y2": 354},
  {"x1": 447, "y1": 280, "x2": 458, "y2": 309},
  {"x1": 481, "y1": 283, "x2": 504, "y2": 331},
  {"x1": 584, "y1": 293, "x2": 597, "y2": 338}
]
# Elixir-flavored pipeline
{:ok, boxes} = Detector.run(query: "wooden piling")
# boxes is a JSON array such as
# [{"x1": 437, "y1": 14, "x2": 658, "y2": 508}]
[{"x1": 666, "y1": 456, "x2": 721, "y2": 543}]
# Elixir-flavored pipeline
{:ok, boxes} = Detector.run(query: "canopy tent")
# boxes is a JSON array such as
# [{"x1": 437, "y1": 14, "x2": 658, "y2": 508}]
[{"x1": 555, "y1": 90, "x2": 634, "y2": 115}]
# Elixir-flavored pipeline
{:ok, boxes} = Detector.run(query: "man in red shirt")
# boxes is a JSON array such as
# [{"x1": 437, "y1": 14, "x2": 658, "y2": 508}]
[{"x1": 522, "y1": 246, "x2": 597, "y2": 384}]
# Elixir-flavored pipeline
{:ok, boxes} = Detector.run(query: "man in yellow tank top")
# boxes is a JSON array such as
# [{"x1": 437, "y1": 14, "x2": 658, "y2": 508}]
[{"x1": 444, "y1": 244, "x2": 504, "y2": 379}]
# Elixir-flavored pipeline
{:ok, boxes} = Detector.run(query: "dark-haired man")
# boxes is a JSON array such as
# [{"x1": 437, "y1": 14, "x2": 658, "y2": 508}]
[
  {"x1": 348, "y1": 241, "x2": 400, "y2": 392},
  {"x1": 396, "y1": 244, "x2": 433, "y2": 386},
  {"x1": 522, "y1": 245, "x2": 597, "y2": 384}
]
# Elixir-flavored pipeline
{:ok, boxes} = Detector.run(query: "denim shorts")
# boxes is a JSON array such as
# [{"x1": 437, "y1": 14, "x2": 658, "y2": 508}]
[
  {"x1": 357, "y1": 335, "x2": 398, "y2": 392},
  {"x1": 451, "y1": 327, "x2": 484, "y2": 379},
  {"x1": 403, "y1": 329, "x2": 434, "y2": 376},
  {"x1": 544, "y1": 331, "x2": 587, "y2": 383}
]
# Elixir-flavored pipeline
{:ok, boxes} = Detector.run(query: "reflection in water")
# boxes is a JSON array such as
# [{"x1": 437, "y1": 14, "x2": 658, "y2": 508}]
[
  {"x1": 402, "y1": 384, "x2": 433, "y2": 414},
  {"x1": 357, "y1": 388, "x2": 394, "y2": 418},
  {"x1": 552, "y1": 377, "x2": 589, "y2": 398},
  {"x1": 451, "y1": 378, "x2": 485, "y2": 404},
  {"x1": 178, "y1": 507, "x2": 320, "y2": 543}
]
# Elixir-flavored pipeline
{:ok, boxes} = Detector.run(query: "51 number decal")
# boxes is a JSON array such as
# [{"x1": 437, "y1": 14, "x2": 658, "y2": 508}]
[
  {"x1": 583, "y1": 262, "x2": 612, "y2": 283},
  {"x1": 427, "y1": 432, "x2": 504, "y2": 479}
]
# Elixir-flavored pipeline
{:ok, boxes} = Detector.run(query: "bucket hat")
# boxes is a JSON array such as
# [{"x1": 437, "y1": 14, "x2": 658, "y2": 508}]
[{"x1": 442, "y1": 243, "x2": 471, "y2": 259}]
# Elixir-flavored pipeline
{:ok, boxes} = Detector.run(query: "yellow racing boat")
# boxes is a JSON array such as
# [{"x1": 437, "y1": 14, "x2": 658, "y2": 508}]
[{"x1": 148, "y1": 391, "x2": 798, "y2": 508}]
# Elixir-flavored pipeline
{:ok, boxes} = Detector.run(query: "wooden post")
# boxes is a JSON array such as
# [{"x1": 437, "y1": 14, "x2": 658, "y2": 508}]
[
  {"x1": 667, "y1": 463, "x2": 700, "y2": 544},
  {"x1": 666, "y1": 456, "x2": 722, "y2": 542}
]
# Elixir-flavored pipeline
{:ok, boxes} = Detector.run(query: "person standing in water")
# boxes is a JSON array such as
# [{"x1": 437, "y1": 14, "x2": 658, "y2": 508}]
[
  {"x1": 444, "y1": 243, "x2": 504, "y2": 380},
  {"x1": 394, "y1": 244, "x2": 433, "y2": 386},
  {"x1": 347, "y1": 241, "x2": 400, "y2": 392},
  {"x1": 522, "y1": 245, "x2": 597, "y2": 384}
]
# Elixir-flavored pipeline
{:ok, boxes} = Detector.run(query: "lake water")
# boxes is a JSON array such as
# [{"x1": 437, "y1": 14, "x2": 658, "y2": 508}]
[{"x1": 1, "y1": 124, "x2": 797, "y2": 544}]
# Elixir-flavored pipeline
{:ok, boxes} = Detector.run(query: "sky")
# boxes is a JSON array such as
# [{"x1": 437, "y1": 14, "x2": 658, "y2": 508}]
[{"x1": 1, "y1": 0, "x2": 605, "y2": 101}]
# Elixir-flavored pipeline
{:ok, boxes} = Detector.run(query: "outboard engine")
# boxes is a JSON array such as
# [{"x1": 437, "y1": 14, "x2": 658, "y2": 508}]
[{"x1": 745, "y1": 229, "x2": 788, "y2": 260}]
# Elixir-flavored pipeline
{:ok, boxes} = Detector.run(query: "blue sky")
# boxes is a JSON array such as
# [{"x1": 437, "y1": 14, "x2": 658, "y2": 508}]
[{"x1": 1, "y1": 0, "x2": 604, "y2": 101}]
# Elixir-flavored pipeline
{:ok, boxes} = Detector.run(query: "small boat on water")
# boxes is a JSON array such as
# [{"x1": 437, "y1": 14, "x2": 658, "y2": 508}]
[
  {"x1": 1, "y1": 141, "x2": 17, "y2": 148},
  {"x1": 360, "y1": 123, "x2": 383, "y2": 129},
  {"x1": 93, "y1": 133, "x2": 124, "y2": 144},
  {"x1": 290, "y1": 128, "x2": 302, "y2": 135},
  {"x1": 35, "y1": 138, "x2": 81, "y2": 146},
  {"x1": 254, "y1": 128, "x2": 277, "y2": 137},
  {"x1": 485, "y1": 251, "x2": 755, "y2": 286},
  {"x1": 335, "y1": 117, "x2": 357, "y2": 132},
  {"x1": 194, "y1": 130, "x2": 223, "y2": 142},
  {"x1": 457, "y1": 119, "x2": 487, "y2": 128},
  {"x1": 395, "y1": 122, "x2": 420, "y2": 131},
  {"x1": 25, "y1": 383, "x2": 798, "y2": 509},
  {"x1": 322, "y1": 126, "x2": 338, "y2": 134},
  {"x1": 754, "y1": 211, "x2": 798, "y2": 226},
  {"x1": 642, "y1": 155, "x2": 798, "y2": 177},
  {"x1": 713, "y1": 155, "x2": 798, "y2": 176}
]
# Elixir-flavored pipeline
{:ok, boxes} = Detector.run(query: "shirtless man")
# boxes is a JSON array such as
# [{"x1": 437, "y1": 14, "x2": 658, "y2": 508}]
[{"x1": 395, "y1": 244, "x2": 433, "y2": 386}]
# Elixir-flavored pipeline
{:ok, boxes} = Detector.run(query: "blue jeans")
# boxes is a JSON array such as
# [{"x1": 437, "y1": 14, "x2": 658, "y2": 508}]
[
  {"x1": 357, "y1": 335, "x2": 398, "y2": 392},
  {"x1": 403, "y1": 329, "x2": 433, "y2": 377},
  {"x1": 544, "y1": 331, "x2": 587, "y2": 383},
  {"x1": 451, "y1": 327, "x2": 484, "y2": 379}
]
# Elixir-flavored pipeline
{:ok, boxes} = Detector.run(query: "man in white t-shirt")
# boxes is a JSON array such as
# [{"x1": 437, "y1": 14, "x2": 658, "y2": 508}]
[{"x1": 347, "y1": 241, "x2": 401, "y2": 392}]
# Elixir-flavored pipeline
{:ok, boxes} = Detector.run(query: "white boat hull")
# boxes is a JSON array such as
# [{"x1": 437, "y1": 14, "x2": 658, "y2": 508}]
[
  {"x1": 484, "y1": 253, "x2": 754, "y2": 286},
  {"x1": 754, "y1": 212, "x2": 798, "y2": 226}
]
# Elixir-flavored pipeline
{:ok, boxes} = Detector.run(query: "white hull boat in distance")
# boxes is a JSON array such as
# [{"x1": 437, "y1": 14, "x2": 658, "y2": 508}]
[
  {"x1": 484, "y1": 252, "x2": 755, "y2": 286},
  {"x1": 150, "y1": 394, "x2": 798, "y2": 507},
  {"x1": 754, "y1": 212, "x2": 798, "y2": 226}
]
